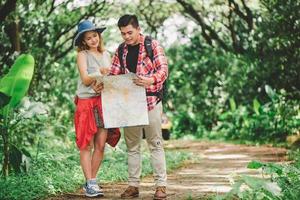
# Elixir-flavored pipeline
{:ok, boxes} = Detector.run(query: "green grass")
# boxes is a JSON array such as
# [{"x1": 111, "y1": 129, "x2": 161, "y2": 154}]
[{"x1": 0, "y1": 138, "x2": 193, "y2": 200}]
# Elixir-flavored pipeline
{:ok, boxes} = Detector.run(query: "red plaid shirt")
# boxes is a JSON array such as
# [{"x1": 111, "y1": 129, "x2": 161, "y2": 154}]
[{"x1": 110, "y1": 34, "x2": 168, "y2": 111}]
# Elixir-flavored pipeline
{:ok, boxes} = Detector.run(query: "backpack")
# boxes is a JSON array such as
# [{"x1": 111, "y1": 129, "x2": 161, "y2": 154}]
[{"x1": 117, "y1": 36, "x2": 167, "y2": 103}]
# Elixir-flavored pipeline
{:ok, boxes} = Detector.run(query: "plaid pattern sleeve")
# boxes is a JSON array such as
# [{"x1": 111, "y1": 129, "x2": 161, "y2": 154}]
[
  {"x1": 141, "y1": 38, "x2": 168, "y2": 110},
  {"x1": 151, "y1": 40, "x2": 168, "y2": 86},
  {"x1": 110, "y1": 48, "x2": 123, "y2": 75}
]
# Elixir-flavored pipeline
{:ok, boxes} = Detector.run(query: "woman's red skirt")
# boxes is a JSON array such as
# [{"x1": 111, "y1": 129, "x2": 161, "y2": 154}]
[{"x1": 74, "y1": 96, "x2": 120, "y2": 150}]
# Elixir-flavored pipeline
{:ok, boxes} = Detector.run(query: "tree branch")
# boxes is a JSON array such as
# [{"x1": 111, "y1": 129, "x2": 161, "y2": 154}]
[
  {"x1": 54, "y1": 1, "x2": 106, "y2": 42},
  {"x1": 47, "y1": 0, "x2": 56, "y2": 17},
  {"x1": 176, "y1": 0, "x2": 229, "y2": 51},
  {"x1": 138, "y1": 1, "x2": 158, "y2": 35},
  {"x1": 228, "y1": 0, "x2": 253, "y2": 31},
  {"x1": 51, "y1": 35, "x2": 74, "y2": 55},
  {"x1": 47, "y1": 0, "x2": 73, "y2": 17},
  {"x1": 227, "y1": 1, "x2": 244, "y2": 53},
  {"x1": 54, "y1": 44, "x2": 73, "y2": 61},
  {"x1": 52, "y1": 2, "x2": 108, "y2": 61}
]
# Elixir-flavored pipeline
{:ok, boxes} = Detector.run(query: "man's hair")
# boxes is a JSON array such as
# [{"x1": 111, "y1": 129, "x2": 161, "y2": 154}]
[{"x1": 117, "y1": 14, "x2": 139, "y2": 28}]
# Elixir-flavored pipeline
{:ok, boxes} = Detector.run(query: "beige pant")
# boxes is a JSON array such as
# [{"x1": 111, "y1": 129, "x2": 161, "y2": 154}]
[{"x1": 124, "y1": 102, "x2": 167, "y2": 187}]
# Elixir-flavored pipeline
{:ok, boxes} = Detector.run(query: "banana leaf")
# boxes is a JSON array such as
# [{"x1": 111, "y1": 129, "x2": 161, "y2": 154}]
[{"x1": 0, "y1": 54, "x2": 35, "y2": 117}]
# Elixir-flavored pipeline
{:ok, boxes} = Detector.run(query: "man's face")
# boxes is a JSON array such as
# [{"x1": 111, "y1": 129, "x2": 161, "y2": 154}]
[{"x1": 120, "y1": 24, "x2": 140, "y2": 46}]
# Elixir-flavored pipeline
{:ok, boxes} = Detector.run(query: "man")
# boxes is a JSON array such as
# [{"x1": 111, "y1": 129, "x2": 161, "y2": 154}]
[{"x1": 111, "y1": 14, "x2": 168, "y2": 199}]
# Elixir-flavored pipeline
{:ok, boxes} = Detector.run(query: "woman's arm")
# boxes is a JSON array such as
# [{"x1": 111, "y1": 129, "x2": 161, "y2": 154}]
[
  {"x1": 99, "y1": 51, "x2": 111, "y2": 75},
  {"x1": 110, "y1": 48, "x2": 123, "y2": 75},
  {"x1": 77, "y1": 52, "x2": 95, "y2": 86}
]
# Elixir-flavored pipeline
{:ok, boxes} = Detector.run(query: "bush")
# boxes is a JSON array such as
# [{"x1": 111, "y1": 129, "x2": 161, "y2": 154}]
[
  {"x1": 210, "y1": 87, "x2": 300, "y2": 143},
  {"x1": 223, "y1": 150, "x2": 300, "y2": 200}
]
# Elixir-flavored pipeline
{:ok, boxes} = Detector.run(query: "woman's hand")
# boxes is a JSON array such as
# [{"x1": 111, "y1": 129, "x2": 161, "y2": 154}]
[
  {"x1": 91, "y1": 80, "x2": 104, "y2": 94},
  {"x1": 100, "y1": 67, "x2": 110, "y2": 75}
]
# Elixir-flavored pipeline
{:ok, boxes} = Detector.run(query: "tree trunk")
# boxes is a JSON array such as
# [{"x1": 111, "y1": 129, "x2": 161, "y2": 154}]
[
  {"x1": 0, "y1": 0, "x2": 17, "y2": 21},
  {"x1": 1, "y1": 125, "x2": 9, "y2": 177},
  {"x1": 5, "y1": 20, "x2": 21, "y2": 52},
  {"x1": 1, "y1": 19, "x2": 19, "y2": 178}
]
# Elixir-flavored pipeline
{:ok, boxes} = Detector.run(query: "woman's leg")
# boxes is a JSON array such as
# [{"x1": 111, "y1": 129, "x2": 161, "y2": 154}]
[
  {"x1": 91, "y1": 128, "x2": 108, "y2": 178},
  {"x1": 80, "y1": 137, "x2": 94, "y2": 180}
]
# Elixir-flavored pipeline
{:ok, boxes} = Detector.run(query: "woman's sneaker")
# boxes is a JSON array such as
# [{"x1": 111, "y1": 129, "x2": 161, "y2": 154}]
[{"x1": 83, "y1": 182, "x2": 104, "y2": 197}]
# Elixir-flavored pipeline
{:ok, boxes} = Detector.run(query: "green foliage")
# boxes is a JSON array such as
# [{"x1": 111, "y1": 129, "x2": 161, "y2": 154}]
[
  {"x1": 166, "y1": 37, "x2": 261, "y2": 139},
  {"x1": 0, "y1": 54, "x2": 35, "y2": 176},
  {"x1": 136, "y1": 0, "x2": 180, "y2": 35},
  {"x1": 223, "y1": 156, "x2": 300, "y2": 200},
  {"x1": 211, "y1": 88, "x2": 300, "y2": 143},
  {"x1": 166, "y1": 27, "x2": 299, "y2": 143},
  {"x1": 0, "y1": 0, "x2": 299, "y2": 199},
  {"x1": 167, "y1": 40, "x2": 213, "y2": 131},
  {"x1": 254, "y1": 0, "x2": 300, "y2": 97},
  {"x1": 0, "y1": 54, "x2": 34, "y2": 114},
  {"x1": 0, "y1": 138, "x2": 192, "y2": 200},
  {"x1": 0, "y1": 147, "x2": 83, "y2": 200},
  {"x1": 0, "y1": 0, "x2": 111, "y2": 98}
]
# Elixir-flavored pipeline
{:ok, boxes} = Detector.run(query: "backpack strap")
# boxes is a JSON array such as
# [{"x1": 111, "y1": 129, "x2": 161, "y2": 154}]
[
  {"x1": 144, "y1": 36, "x2": 154, "y2": 62},
  {"x1": 144, "y1": 36, "x2": 166, "y2": 103},
  {"x1": 118, "y1": 42, "x2": 126, "y2": 74}
]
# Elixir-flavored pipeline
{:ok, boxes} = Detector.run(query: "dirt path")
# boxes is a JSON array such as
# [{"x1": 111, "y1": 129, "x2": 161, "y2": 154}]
[{"x1": 48, "y1": 140, "x2": 287, "y2": 200}]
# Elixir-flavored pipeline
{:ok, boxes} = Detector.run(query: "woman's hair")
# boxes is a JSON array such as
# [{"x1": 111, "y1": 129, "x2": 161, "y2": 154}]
[{"x1": 76, "y1": 31, "x2": 105, "y2": 53}]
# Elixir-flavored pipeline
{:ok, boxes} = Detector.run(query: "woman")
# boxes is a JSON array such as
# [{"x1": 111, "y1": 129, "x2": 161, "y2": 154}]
[{"x1": 73, "y1": 20, "x2": 120, "y2": 197}]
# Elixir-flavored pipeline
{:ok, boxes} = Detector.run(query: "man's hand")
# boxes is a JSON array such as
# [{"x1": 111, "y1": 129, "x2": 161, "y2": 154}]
[
  {"x1": 133, "y1": 75, "x2": 154, "y2": 87},
  {"x1": 91, "y1": 80, "x2": 104, "y2": 94}
]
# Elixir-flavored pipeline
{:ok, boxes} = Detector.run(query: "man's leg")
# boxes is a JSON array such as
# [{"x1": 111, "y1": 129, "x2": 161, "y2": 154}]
[
  {"x1": 144, "y1": 102, "x2": 167, "y2": 187},
  {"x1": 124, "y1": 126, "x2": 143, "y2": 187},
  {"x1": 121, "y1": 126, "x2": 142, "y2": 198}
]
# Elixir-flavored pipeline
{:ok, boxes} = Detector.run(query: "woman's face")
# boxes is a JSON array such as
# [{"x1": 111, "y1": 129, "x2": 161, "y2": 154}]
[{"x1": 83, "y1": 31, "x2": 100, "y2": 49}]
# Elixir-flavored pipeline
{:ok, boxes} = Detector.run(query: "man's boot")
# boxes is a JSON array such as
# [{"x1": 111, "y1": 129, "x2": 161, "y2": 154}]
[
  {"x1": 120, "y1": 186, "x2": 139, "y2": 199},
  {"x1": 153, "y1": 186, "x2": 167, "y2": 200}
]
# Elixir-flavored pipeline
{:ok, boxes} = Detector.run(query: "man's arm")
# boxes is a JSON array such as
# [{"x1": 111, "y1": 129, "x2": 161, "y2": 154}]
[
  {"x1": 133, "y1": 40, "x2": 168, "y2": 87},
  {"x1": 151, "y1": 40, "x2": 168, "y2": 84}
]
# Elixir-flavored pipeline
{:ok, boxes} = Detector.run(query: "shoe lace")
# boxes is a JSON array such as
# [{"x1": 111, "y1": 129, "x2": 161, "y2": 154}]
[
  {"x1": 90, "y1": 184, "x2": 102, "y2": 192},
  {"x1": 126, "y1": 186, "x2": 137, "y2": 193},
  {"x1": 91, "y1": 184, "x2": 99, "y2": 189},
  {"x1": 86, "y1": 185, "x2": 98, "y2": 194},
  {"x1": 156, "y1": 186, "x2": 166, "y2": 193}
]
